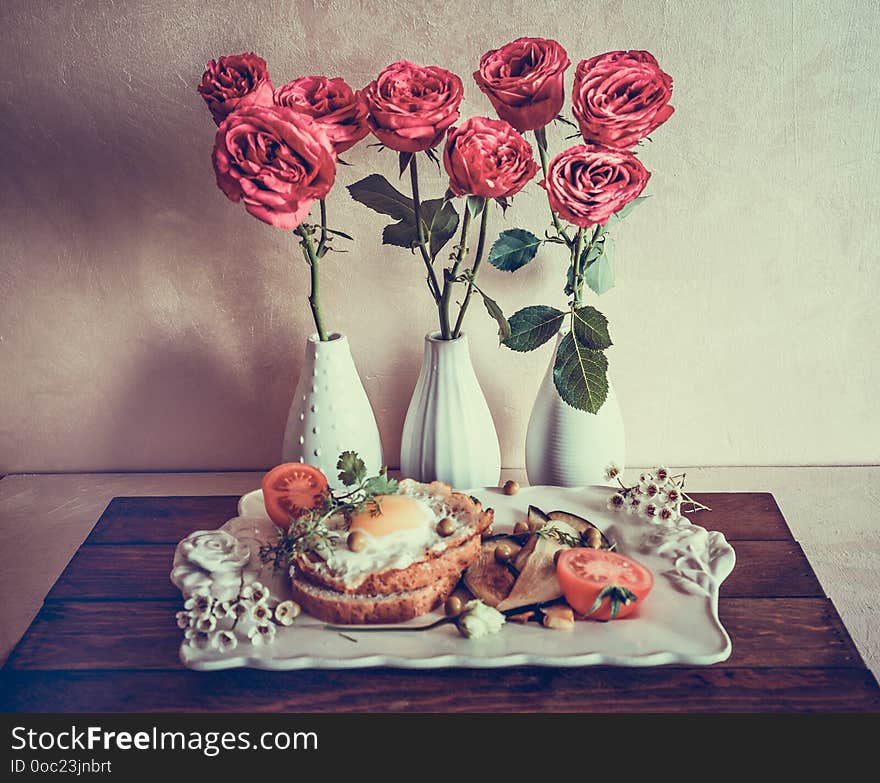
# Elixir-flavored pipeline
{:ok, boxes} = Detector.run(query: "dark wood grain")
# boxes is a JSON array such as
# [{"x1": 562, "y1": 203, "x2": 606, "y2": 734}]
[
  {"x1": 5, "y1": 598, "x2": 862, "y2": 672},
  {"x1": 84, "y1": 496, "x2": 241, "y2": 544},
  {"x1": 43, "y1": 540, "x2": 824, "y2": 602},
  {"x1": 2, "y1": 666, "x2": 879, "y2": 714},
  {"x1": 83, "y1": 492, "x2": 794, "y2": 545}
]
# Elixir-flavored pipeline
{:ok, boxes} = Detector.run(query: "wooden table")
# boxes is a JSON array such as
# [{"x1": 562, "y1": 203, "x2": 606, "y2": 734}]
[{"x1": 2, "y1": 491, "x2": 879, "y2": 713}]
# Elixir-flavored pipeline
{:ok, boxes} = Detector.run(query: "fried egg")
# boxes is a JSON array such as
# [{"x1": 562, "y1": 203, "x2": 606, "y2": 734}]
[{"x1": 323, "y1": 485, "x2": 466, "y2": 586}]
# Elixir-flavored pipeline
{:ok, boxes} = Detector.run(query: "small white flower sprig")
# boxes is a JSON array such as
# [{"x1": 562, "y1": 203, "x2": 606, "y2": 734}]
[
  {"x1": 177, "y1": 580, "x2": 301, "y2": 652},
  {"x1": 604, "y1": 464, "x2": 711, "y2": 524}
]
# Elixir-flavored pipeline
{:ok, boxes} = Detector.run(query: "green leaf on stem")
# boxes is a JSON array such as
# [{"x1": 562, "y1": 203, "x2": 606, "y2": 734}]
[
  {"x1": 382, "y1": 221, "x2": 419, "y2": 250},
  {"x1": 502, "y1": 305, "x2": 565, "y2": 352},
  {"x1": 348, "y1": 174, "x2": 415, "y2": 222},
  {"x1": 488, "y1": 228, "x2": 542, "y2": 272},
  {"x1": 422, "y1": 198, "x2": 460, "y2": 259},
  {"x1": 572, "y1": 305, "x2": 612, "y2": 350},
  {"x1": 477, "y1": 290, "x2": 511, "y2": 341},
  {"x1": 466, "y1": 195, "x2": 485, "y2": 220},
  {"x1": 552, "y1": 331, "x2": 609, "y2": 414},
  {"x1": 584, "y1": 236, "x2": 615, "y2": 295},
  {"x1": 609, "y1": 196, "x2": 649, "y2": 223},
  {"x1": 369, "y1": 184, "x2": 459, "y2": 259}
]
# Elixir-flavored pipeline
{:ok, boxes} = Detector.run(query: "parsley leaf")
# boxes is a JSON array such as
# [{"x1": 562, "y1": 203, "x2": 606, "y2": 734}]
[
  {"x1": 337, "y1": 451, "x2": 367, "y2": 486},
  {"x1": 363, "y1": 471, "x2": 398, "y2": 497}
]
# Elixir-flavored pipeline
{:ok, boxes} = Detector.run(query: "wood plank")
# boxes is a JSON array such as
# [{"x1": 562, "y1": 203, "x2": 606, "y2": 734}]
[
  {"x1": 684, "y1": 492, "x2": 793, "y2": 541},
  {"x1": 83, "y1": 492, "x2": 794, "y2": 546},
  {"x1": 43, "y1": 540, "x2": 824, "y2": 602},
  {"x1": 1, "y1": 667, "x2": 878, "y2": 713},
  {"x1": 84, "y1": 496, "x2": 241, "y2": 544},
  {"x1": 4, "y1": 598, "x2": 864, "y2": 672}
]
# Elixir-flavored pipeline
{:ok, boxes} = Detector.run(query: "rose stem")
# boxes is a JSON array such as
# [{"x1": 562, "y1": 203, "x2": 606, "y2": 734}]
[
  {"x1": 316, "y1": 199, "x2": 328, "y2": 256},
  {"x1": 408, "y1": 154, "x2": 443, "y2": 312},
  {"x1": 451, "y1": 199, "x2": 491, "y2": 338},
  {"x1": 572, "y1": 227, "x2": 585, "y2": 308},
  {"x1": 534, "y1": 126, "x2": 571, "y2": 246},
  {"x1": 438, "y1": 205, "x2": 472, "y2": 340},
  {"x1": 572, "y1": 223, "x2": 603, "y2": 309},
  {"x1": 294, "y1": 225, "x2": 329, "y2": 342}
]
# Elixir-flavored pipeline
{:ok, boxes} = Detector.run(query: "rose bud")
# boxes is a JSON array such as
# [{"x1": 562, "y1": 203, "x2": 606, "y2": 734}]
[
  {"x1": 541, "y1": 143, "x2": 650, "y2": 227},
  {"x1": 364, "y1": 60, "x2": 464, "y2": 153},
  {"x1": 572, "y1": 50, "x2": 674, "y2": 150},
  {"x1": 473, "y1": 37, "x2": 570, "y2": 133},
  {"x1": 443, "y1": 117, "x2": 539, "y2": 199},
  {"x1": 274, "y1": 76, "x2": 370, "y2": 155},
  {"x1": 197, "y1": 52, "x2": 274, "y2": 126},
  {"x1": 211, "y1": 105, "x2": 336, "y2": 229}
]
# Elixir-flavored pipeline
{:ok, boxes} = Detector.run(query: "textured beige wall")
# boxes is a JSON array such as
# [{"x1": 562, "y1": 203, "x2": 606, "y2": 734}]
[{"x1": 0, "y1": 0, "x2": 878, "y2": 473}]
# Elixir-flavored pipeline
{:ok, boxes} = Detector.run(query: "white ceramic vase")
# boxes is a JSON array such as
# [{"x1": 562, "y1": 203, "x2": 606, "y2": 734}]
[
  {"x1": 400, "y1": 332, "x2": 501, "y2": 488},
  {"x1": 525, "y1": 333, "x2": 625, "y2": 487},
  {"x1": 282, "y1": 332, "x2": 383, "y2": 490}
]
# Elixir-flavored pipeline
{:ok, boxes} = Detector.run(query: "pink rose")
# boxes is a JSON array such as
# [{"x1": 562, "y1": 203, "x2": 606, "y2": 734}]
[
  {"x1": 211, "y1": 105, "x2": 336, "y2": 230},
  {"x1": 541, "y1": 144, "x2": 650, "y2": 227},
  {"x1": 364, "y1": 60, "x2": 464, "y2": 153},
  {"x1": 273, "y1": 76, "x2": 370, "y2": 154},
  {"x1": 572, "y1": 50, "x2": 674, "y2": 150},
  {"x1": 473, "y1": 37, "x2": 570, "y2": 133},
  {"x1": 197, "y1": 53, "x2": 274, "y2": 126},
  {"x1": 443, "y1": 117, "x2": 539, "y2": 199}
]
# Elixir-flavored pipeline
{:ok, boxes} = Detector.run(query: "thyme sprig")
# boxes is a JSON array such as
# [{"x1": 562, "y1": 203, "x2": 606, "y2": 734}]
[{"x1": 259, "y1": 451, "x2": 398, "y2": 572}]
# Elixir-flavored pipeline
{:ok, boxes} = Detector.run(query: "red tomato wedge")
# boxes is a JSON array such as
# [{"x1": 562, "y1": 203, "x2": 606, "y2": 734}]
[
  {"x1": 261, "y1": 463, "x2": 329, "y2": 528},
  {"x1": 556, "y1": 548, "x2": 654, "y2": 621}
]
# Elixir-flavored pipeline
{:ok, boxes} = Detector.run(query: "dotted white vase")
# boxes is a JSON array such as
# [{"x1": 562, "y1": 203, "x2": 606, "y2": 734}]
[
  {"x1": 525, "y1": 333, "x2": 625, "y2": 487},
  {"x1": 400, "y1": 332, "x2": 501, "y2": 488},
  {"x1": 281, "y1": 332, "x2": 383, "y2": 490}
]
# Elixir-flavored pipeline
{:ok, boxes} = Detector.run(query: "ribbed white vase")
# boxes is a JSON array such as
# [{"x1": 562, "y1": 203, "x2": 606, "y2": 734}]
[
  {"x1": 400, "y1": 332, "x2": 501, "y2": 488},
  {"x1": 525, "y1": 333, "x2": 625, "y2": 487},
  {"x1": 282, "y1": 332, "x2": 383, "y2": 490}
]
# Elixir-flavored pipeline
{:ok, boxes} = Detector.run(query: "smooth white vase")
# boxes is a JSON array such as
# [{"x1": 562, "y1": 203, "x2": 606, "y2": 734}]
[
  {"x1": 282, "y1": 332, "x2": 383, "y2": 490},
  {"x1": 400, "y1": 332, "x2": 501, "y2": 488},
  {"x1": 525, "y1": 333, "x2": 625, "y2": 487}
]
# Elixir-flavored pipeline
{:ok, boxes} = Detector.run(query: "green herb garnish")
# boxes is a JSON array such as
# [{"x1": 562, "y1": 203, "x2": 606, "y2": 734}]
[
  {"x1": 535, "y1": 525, "x2": 582, "y2": 548},
  {"x1": 259, "y1": 451, "x2": 398, "y2": 572}
]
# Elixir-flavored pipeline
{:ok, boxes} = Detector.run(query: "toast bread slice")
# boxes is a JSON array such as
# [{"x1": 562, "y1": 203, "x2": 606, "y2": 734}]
[{"x1": 290, "y1": 571, "x2": 460, "y2": 624}]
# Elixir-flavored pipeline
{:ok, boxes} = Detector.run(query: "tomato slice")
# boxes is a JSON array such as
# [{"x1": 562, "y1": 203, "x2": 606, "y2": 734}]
[
  {"x1": 261, "y1": 463, "x2": 329, "y2": 528},
  {"x1": 556, "y1": 548, "x2": 654, "y2": 621}
]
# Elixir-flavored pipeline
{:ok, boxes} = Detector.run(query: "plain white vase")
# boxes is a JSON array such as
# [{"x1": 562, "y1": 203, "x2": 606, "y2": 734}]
[
  {"x1": 525, "y1": 333, "x2": 625, "y2": 487},
  {"x1": 400, "y1": 332, "x2": 501, "y2": 488},
  {"x1": 281, "y1": 332, "x2": 383, "y2": 490}
]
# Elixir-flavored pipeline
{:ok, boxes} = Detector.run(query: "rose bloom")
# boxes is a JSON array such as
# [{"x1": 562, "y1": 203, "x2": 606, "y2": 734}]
[
  {"x1": 212, "y1": 105, "x2": 336, "y2": 229},
  {"x1": 197, "y1": 52, "x2": 274, "y2": 126},
  {"x1": 443, "y1": 117, "x2": 539, "y2": 199},
  {"x1": 572, "y1": 50, "x2": 674, "y2": 150},
  {"x1": 473, "y1": 37, "x2": 570, "y2": 132},
  {"x1": 274, "y1": 76, "x2": 370, "y2": 154},
  {"x1": 542, "y1": 144, "x2": 650, "y2": 227},
  {"x1": 364, "y1": 60, "x2": 464, "y2": 153}
]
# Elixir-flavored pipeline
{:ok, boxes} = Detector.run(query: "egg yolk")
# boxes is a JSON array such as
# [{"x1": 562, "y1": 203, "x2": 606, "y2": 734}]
[{"x1": 348, "y1": 495, "x2": 430, "y2": 537}]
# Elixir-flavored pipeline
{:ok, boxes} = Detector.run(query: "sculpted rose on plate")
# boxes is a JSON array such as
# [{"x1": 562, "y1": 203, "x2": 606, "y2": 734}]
[{"x1": 171, "y1": 529, "x2": 251, "y2": 602}]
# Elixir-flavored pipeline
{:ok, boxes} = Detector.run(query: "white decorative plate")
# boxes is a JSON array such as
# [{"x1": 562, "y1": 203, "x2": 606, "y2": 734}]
[{"x1": 171, "y1": 485, "x2": 735, "y2": 670}]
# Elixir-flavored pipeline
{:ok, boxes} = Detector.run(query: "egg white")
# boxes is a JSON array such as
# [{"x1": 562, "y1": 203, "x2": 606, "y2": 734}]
[{"x1": 322, "y1": 487, "x2": 466, "y2": 586}]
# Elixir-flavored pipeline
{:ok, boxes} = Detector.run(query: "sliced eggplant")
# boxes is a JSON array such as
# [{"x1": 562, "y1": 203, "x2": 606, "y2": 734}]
[
  {"x1": 527, "y1": 505, "x2": 551, "y2": 531},
  {"x1": 462, "y1": 539, "x2": 520, "y2": 607},
  {"x1": 496, "y1": 532, "x2": 564, "y2": 612},
  {"x1": 547, "y1": 509, "x2": 613, "y2": 549}
]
